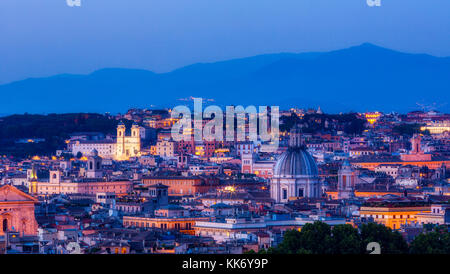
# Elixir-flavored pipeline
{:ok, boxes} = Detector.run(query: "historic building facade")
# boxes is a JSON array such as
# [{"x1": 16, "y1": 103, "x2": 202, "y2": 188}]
[
  {"x1": 0, "y1": 185, "x2": 39, "y2": 237},
  {"x1": 69, "y1": 122, "x2": 141, "y2": 161},
  {"x1": 115, "y1": 121, "x2": 141, "y2": 160},
  {"x1": 270, "y1": 126, "x2": 321, "y2": 203},
  {"x1": 337, "y1": 160, "x2": 356, "y2": 199}
]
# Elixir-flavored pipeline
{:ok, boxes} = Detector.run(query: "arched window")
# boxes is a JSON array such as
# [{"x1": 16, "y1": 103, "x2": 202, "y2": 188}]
[
  {"x1": 2, "y1": 219, "x2": 7, "y2": 232},
  {"x1": 53, "y1": 173, "x2": 57, "y2": 179},
  {"x1": 89, "y1": 161, "x2": 93, "y2": 170}
]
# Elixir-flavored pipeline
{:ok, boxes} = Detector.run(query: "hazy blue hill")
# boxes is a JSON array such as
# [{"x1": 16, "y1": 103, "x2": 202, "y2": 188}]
[
  {"x1": 163, "y1": 52, "x2": 322, "y2": 83},
  {"x1": 1, "y1": 43, "x2": 449, "y2": 114},
  {"x1": 205, "y1": 43, "x2": 450, "y2": 111}
]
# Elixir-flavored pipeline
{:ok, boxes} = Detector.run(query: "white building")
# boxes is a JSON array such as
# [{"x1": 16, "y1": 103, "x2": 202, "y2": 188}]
[
  {"x1": 70, "y1": 139, "x2": 116, "y2": 159},
  {"x1": 69, "y1": 122, "x2": 141, "y2": 160},
  {"x1": 270, "y1": 126, "x2": 321, "y2": 203}
]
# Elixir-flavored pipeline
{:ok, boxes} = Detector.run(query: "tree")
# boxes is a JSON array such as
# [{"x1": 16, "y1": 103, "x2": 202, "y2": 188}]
[
  {"x1": 409, "y1": 226, "x2": 450, "y2": 254},
  {"x1": 262, "y1": 222, "x2": 419, "y2": 254},
  {"x1": 274, "y1": 229, "x2": 303, "y2": 254},
  {"x1": 360, "y1": 223, "x2": 408, "y2": 254},
  {"x1": 331, "y1": 224, "x2": 362, "y2": 254},
  {"x1": 295, "y1": 222, "x2": 335, "y2": 254},
  {"x1": 273, "y1": 222, "x2": 362, "y2": 254}
]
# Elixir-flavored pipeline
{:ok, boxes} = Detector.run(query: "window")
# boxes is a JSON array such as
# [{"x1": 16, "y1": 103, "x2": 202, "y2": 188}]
[
  {"x1": 2, "y1": 219, "x2": 7, "y2": 232},
  {"x1": 282, "y1": 189, "x2": 287, "y2": 200}
]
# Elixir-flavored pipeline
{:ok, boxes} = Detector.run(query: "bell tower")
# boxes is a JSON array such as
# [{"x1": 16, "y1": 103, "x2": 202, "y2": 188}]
[
  {"x1": 116, "y1": 121, "x2": 126, "y2": 160},
  {"x1": 131, "y1": 122, "x2": 141, "y2": 156},
  {"x1": 115, "y1": 121, "x2": 141, "y2": 160},
  {"x1": 49, "y1": 170, "x2": 61, "y2": 184},
  {"x1": 87, "y1": 149, "x2": 103, "y2": 179},
  {"x1": 338, "y1": 160, "x2": 356, "y2": 199}
]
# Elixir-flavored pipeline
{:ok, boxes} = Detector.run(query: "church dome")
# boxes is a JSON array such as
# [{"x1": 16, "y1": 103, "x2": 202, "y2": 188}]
[
  {"x1": 273, "y1": 148, "x2": 318, "y2": 177},
  {"x1": 273, "y1": 124, "x2": 318, "y2": 177}
]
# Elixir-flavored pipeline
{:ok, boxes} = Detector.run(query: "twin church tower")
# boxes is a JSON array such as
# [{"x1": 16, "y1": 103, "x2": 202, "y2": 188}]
[{"x1": 115, "y1": 121, "x2": 141, "y2": 161}]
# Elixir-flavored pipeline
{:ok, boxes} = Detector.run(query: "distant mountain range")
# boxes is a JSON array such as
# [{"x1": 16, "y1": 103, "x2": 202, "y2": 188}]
[{"x1": 1, "y1": 43, "x2": 449, "y2": 114}]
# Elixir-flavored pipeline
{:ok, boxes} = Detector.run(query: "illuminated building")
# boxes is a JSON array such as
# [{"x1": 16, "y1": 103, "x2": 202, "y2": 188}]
[
  {"x1": 241, "y1": 152, "x2": 275, "y2": 179},
  {"x1": 123, "y1": 215, "x2": 210, "y2": 235},
  {"x1": 146, "y1": 117, "x2": 179, "y2": 129},
  {"x1": 420, "y1": 121, "x2": 450, "y2": 134},
  {"x1": 0, "y1": 185, "x2": 39, "y2": 237},
  {"x1": 353, "y1": 159, "x2": 450, "y2": 171},
  {"x1": 155, "y1": 138, "x2": 176, "y2": 158},
  {"x1": 29, "y1": 169, "x2": 132, "y2": 197},
  {"x1": 353, "y1": 134, "x2": 450, "y2": 170},
  {"x1": 364, "y1": 112, "x2": 381, "y2": 125},
  {"x1": 349, "y1": 147, "x2": 374, "y2": 158},
  {"x1": 29, "y1": 179, "x2": 132, "y2": 197},
  {"x1": 374, "y1": 164, "x2": 402, "y2": 178},
  {"x1": 115, "y1": 121, "x2": 141, "y2": 160},
  {"x1": 142, "y1": 176, "x2": 219, "y2": 196},
  {"x1": 209, "y1": 148, "x2": 233, "y2": 164},
  {"x1": 359, "y1": 205, "x2": 431, "y2": 230},
  {"x1": 70, "y1": 139, "x2": 116, "y2": 159},
  {"x1": 415, "y1": 204, "x2": 450, "y2": 225},
  {"x1": 69, "y1": 122, "x2": 141, "y2": 160},
  {"x1": 401, "y1": 134, "x2": 431, "y2": 162}
]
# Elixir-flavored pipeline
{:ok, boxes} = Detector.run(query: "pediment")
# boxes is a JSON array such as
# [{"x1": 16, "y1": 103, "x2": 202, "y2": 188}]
[{"x1": 0, "y1": 185, "x2": 38, "y2": 203}]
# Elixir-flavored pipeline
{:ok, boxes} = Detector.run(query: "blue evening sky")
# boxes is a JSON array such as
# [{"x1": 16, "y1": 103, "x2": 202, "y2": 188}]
[{"x1": 0, "y1": 0, "x2": 449, "y2": 84}]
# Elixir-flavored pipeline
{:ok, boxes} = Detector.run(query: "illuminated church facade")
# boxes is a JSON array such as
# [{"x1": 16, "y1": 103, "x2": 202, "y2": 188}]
[
  {"x1": 115, "y1": 121, "x2": 141, "y2": 161},
  {"x1": 0, "y1": 185, "x2": 39, "y2": 237},
  {"x1": 70, "y1": 122, "x2": 141, "y2": 161}
]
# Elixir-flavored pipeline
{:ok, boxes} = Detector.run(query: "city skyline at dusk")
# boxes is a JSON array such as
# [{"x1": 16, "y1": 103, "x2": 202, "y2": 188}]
[{"x1": 1, "y1": 0, "x2": 449, "y2": 262}]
